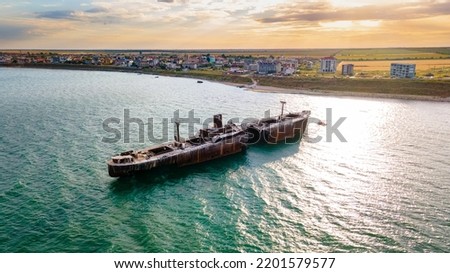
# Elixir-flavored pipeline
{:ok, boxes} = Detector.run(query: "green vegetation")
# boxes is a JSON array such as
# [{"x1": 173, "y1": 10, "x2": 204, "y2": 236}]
[
  {"x1": 150, "y1": 67, "x2": 450, "y2": 98},
  {"x1": 336, "y1": 59, "x2": 450, "y2": 79},
  {"x1": 3, "y1": 47, "x2": 450, "y2": 60},
  {"x1": 335, "y1": 48, "x2": 450, "y2": 61},
  {"x1": 152, "y1": 68, "x2": 450, "y2": 98},
  {"x1": 147, "y1": 69, "x2": 253, "y2": 85},
  {"x1": 256, "y1": 76, "x2": 450, "y2": 97},
  {"x1": 177, "y1": 49, "x2": 341, "y2": 58}
]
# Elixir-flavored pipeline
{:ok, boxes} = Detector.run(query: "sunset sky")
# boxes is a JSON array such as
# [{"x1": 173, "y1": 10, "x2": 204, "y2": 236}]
[{"x1": 0, "y1": 0, "x2": 449, "y2": 49}]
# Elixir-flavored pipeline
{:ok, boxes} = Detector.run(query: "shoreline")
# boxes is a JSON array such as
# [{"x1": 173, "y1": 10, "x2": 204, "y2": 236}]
[
  {"x1": 2, "y1": 64, "x2": 450, "y2": 102},
  {"x1": 216, "y1": 81, "x2": 450, "y2": 102},
  {"x1": 243, "y1": 84, "x2": 450, "y2": 102}
]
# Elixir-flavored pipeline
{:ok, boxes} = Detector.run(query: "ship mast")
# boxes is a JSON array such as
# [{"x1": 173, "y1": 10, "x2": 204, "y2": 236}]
[
  {"x1": 175, "y1": 121, "x2": 180, "y2": 142},
  {"x1": 280, "y1": 100, "x2": 286, "y2": 118}
]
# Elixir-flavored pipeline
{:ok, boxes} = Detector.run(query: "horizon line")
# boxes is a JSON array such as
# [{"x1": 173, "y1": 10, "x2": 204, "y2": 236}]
[{"x1": 1, "y1": 46, "x2": 450, "y2": 52}]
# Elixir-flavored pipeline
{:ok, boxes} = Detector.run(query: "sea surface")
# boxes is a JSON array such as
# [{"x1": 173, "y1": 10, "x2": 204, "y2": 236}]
[{"x1": 0, "y1": 67, "x2": 449, "y2": 252}]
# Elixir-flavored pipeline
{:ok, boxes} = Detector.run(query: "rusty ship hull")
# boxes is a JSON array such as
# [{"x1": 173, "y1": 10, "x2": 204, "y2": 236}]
[
  {"x1": 107, "y1": 116, "x2": 248, "y2": 177},
  {"x1": 107, "y1": 104, "x2": 310, "y2": 177},
  {"x1": 243, "y1": 110, "x2": 311, "y2": 144},
  {"x1": 108, "y1": 138, "x2": 247, "y2": 177}
]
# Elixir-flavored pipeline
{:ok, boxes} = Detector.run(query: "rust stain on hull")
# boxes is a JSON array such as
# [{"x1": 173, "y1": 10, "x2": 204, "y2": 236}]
[{"x1": 243, "y1": 110, "x2": 310, "y2": 145}]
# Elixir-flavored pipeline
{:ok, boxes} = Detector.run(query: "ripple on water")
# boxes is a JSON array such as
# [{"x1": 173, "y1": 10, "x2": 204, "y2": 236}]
[{"x1": 0, "y1": 68, "x2": 449, "y2": 252}]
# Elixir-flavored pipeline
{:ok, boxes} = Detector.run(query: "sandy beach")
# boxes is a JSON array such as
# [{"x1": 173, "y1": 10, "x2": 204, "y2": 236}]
[{"x1": 222, "y1": 82, "x2": 450, "y2": 102}]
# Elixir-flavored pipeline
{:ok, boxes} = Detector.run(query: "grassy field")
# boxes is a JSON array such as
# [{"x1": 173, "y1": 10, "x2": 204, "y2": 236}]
[
  {"x1": 4, "y1": 47, "x2": 450, "y2": 60},
  {"x1": 171, "y1": 49, "x2": 342, "y2": 58},
  {"x1": 153, "y1": 68, "x2": 450, "y2": 98},
  {"x1": 202, "y1": 47, "x2": 450, "y2": 79},
  {"x1": 223, "y1": 49, "x2": 341, "y2": 58},
  {"x1": 335, "y1": 48, "x2": 450, "y2": 61},
  {"x1": 256, "y1": 76, "x2": 450, "y2": 97},
  {"x1": 147, "y1": 67, "x2": 450, "y2": 97},
  {"x1": 192, "y1": 48, "x2": 450, "y2": 59},
  {"x1": 337, "y1": 59, "x2": 450, "y2": 78},
  {"x1": 2, "y1": 48, "x2": 341, "y2": 57},
  {"x1": 4, "y1": 62, "x2": 450, "y2": 98}
]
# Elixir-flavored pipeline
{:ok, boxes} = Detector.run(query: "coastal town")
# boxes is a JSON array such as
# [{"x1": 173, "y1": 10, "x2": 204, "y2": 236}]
[
  {"x1": 1, "y1": 49, "x2": 450, "y2": 100},
  {"x1": 0, "y1": 50, "x2": 308, "y2": 76},
  {"x1": 0, "y1": 50, "x2": 434, "y2": 79}
]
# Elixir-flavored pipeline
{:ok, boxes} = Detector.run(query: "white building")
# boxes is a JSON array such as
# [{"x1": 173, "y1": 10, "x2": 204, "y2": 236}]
[
  {"x1": 257, "y1": 61, "x2": 281, "y2": 74},
  {"x1": 166, "y1": 63, "x2": 179, "y2": 70},
  {"x1": 320, "y1": 57, "x2": 337, "y2": 73},
  {"x1": 151, "y1": 59, "x2": 159, "y2": 67},
  {"x1": 182, "y1": 62, "x2": 198, "y2": 70},
  {"x1": 282, "y1": 67, "x2": 296, "y2": 76},
  {"x1": 342, "y1": 64, "x2": 354, "y2": 75},
  {"x1": 390, "y1": 63, "x2": 416, "y2": 78},
  {"x1": 281, "y1": 59, "x2": 299, "y2": 69},
  {"x1": 248, "y1": 63, "x2": 258, "y2": 71}
]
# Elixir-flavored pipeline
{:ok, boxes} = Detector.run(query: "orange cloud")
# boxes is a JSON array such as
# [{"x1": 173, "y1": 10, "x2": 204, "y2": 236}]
[{"x1": 0, "y1": 0, "x2": 449, "y2": 49}]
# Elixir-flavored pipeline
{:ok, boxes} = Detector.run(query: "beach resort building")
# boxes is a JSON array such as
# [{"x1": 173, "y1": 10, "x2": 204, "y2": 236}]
[
  {"x1": 342, "y1": 64, "x2": 354, "y2": 75},
  {"x1": 390, "y1": 63, "x2": 416, "y2": 78},
  {"x1": 248, "y1": 63, "x2": 258, "y2": 71},
  {"x1": 182, "y1": 62, "x2": 198, "y2": 70},
  {"x1": 257, "y1": 61, "x2": 282, "y2": 74},
  {"x1": 320, "y1": 57, "x2": 337, "y2": 73}
]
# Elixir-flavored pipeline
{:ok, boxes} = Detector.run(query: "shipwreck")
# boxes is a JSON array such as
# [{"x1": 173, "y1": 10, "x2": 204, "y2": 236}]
[{"x1": 107, "y1": 102, "x2": 310, "y2": 177}]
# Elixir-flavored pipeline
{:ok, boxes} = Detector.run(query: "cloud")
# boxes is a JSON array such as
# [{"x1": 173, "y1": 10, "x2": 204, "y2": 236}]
[
  {"x1": 157, "y1": 0, "x2": 190, "y2": 3},
  {"x1": 85, "y1": 7, "x2": 109, "y2": 13},
  {"x1": 0, "y1": 3, "x2": 12, "y2": 8},
  {"x1": 41, "y1": 3, "x2": 62, "y2": 8},
  {"x1": 35, "y1": 10, "x2": 75, "y2": 20},
  {"x1": 29, "y1": 0, "x2": 224, "y2": 28},
  {"x1": 34, "y1": 7, "x2": 122, "y2": 25},
  {"x1": 0, "y1": 24, "x2": 33, "y2": 40},
  {"x1": 34, "y1": 6, "x2": 109, "y2": 20},
  {"x1": 5, "y1": 0, "x2": 448, "y2": 49},
  {"x1": 254, "y1": 1, "x2": 450, "y2": 23},
  {"x1": 31, "y1": 0, "x2": 250, "y2": 27}
]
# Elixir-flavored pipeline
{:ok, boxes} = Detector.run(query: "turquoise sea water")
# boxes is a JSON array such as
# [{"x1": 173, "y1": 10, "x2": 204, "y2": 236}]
[{"x1": 0, "y1": 67, "x2": 449, "y2": 252}]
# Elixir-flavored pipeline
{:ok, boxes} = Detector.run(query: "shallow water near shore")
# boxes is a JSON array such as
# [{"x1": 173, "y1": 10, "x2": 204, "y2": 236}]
[{"x1": 0, "y1": 67, "x2": 449, "y2": 252}]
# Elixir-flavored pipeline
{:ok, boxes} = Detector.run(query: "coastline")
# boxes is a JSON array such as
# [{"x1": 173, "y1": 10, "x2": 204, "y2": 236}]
[
  {"x1": 243, "y1": 84, "x2": 450, "y2": 102},
  {"x1": 219, "y1": 81, "x2": 450, "y2": 102},
  {"x1": 2, "y1": 64, "x2": 450, "y2": 102}
]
